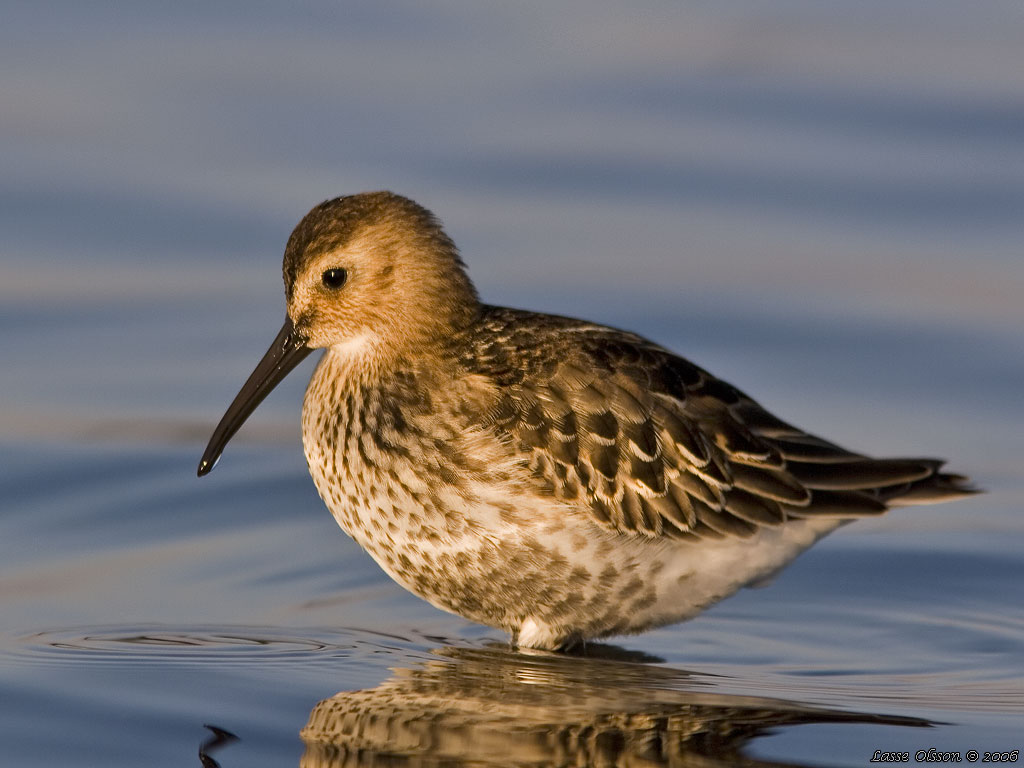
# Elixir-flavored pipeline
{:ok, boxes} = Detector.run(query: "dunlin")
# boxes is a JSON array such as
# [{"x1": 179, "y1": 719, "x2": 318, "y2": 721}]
[{"x1": 199, "y1": 191, "x2": 974, "y2": 650}]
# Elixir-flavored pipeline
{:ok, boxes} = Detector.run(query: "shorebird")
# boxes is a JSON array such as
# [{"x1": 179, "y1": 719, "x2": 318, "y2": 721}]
[{"x1": 198, "y1": 191, "x2": 974, "y2": 650}]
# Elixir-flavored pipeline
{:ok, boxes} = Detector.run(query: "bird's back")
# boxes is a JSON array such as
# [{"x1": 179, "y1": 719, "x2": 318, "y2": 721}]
[{"x1": 456, "y1": 305, "x2": 974, "y2": 544}]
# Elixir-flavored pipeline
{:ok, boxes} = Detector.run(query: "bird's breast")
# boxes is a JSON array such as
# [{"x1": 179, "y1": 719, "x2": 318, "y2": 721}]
[{"x1": 300, "y1": 350, "x2": 515, "y2": 549}]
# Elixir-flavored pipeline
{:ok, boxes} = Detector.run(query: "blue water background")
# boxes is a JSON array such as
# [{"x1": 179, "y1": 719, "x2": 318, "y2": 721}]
[{"x1": 1, "y1": 2, "x2": 1022, "y2": 766}]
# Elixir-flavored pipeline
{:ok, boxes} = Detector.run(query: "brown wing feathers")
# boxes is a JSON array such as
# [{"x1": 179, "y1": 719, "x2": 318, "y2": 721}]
[{"x1": 473, "y1": 311, "x2": 973, "y2": 540}]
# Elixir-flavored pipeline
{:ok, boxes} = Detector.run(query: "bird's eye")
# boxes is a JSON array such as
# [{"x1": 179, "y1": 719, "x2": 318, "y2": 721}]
[{"x1": 321, "y1": 268, "x2": 348, "y2": 289}]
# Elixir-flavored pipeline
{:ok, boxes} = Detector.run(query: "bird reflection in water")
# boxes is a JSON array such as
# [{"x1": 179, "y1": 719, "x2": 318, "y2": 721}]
[
  {"x1": 198, "y1": 724, "x2": 238, "y2": 768},
  {"x1": 299, "y1": 645, "x2": 931, "y2": 767}
]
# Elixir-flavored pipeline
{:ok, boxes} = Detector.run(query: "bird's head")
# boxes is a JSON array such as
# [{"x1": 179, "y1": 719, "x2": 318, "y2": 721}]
[{"x1": 197, "y1": 191, "x2": 478, "y2": 476}]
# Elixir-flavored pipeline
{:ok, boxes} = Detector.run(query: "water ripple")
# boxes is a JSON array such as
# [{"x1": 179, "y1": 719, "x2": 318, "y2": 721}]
[{"x1": 8, "y1": 625, "x2": 452, "y2": 668}]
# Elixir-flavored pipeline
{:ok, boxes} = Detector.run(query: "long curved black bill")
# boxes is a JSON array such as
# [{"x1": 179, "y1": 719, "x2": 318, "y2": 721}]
[{"x1": 197, "y1": 316, "x2": 312, "y2": 476}]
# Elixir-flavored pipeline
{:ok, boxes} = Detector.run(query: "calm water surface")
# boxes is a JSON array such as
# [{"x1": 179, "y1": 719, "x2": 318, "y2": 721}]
[{"x1": 1, "y1": 2, "x2": 1022, "y2": 766}]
